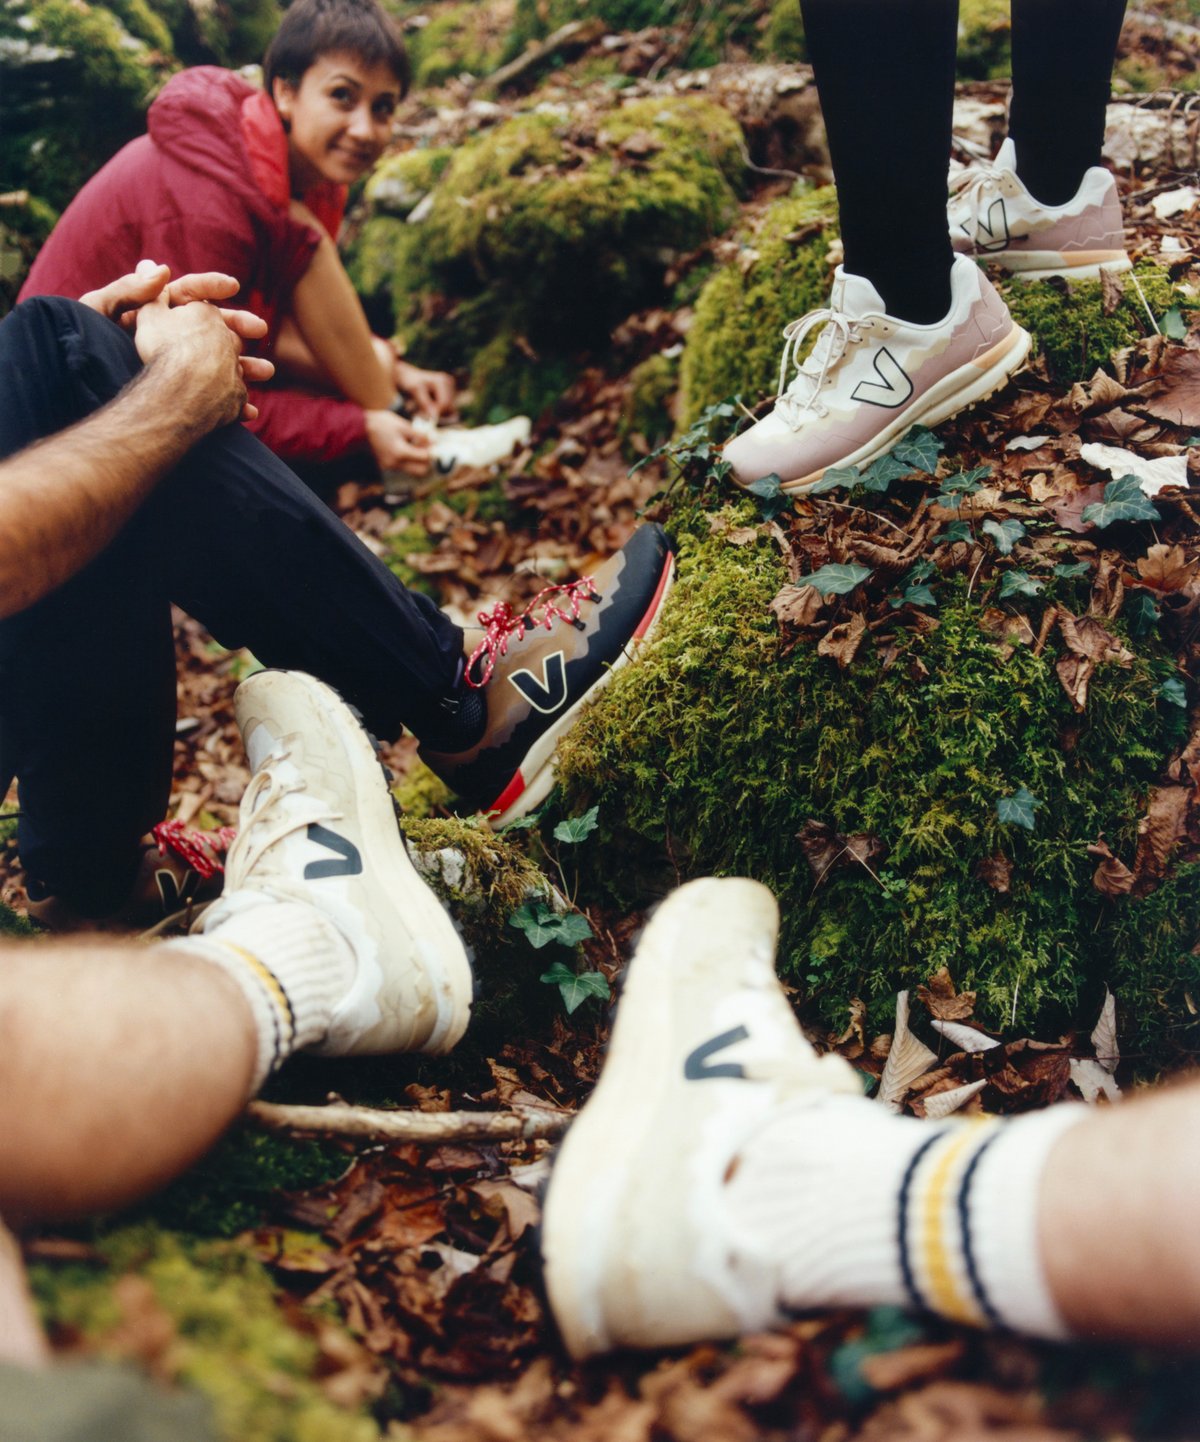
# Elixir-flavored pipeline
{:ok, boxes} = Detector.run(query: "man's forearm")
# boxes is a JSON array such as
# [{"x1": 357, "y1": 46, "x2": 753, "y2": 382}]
[{"x1": 0, "y1": 354, "x2": 220, "y2": 621}]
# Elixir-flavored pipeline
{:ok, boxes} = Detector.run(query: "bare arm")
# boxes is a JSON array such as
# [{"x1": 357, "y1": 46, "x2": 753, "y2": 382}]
[{"x1": 0, "y1": 279, "x2": 270, "y2": 621}]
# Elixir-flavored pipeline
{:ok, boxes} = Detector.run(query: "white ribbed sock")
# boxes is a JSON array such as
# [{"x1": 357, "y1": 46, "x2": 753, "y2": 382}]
[
  {"x1": 725, "y1": 1093, "x2": 1088, "y2": 1339},
  {"x1": 165, "y1": 893, "x2": 355, "y2": 1094}
]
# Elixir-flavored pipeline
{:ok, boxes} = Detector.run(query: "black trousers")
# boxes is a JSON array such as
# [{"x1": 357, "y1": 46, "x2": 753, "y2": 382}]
[
  {"x1": 0, "y1": 297, "x2": 463, "y2": 911},
  {"x1": 798, "y1": 0, "x2": 1128, "y2": 324}
]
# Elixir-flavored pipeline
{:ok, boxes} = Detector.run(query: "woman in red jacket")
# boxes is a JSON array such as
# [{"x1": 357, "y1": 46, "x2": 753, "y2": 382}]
[{"x1": 22, "y1": 0, "x2": 450, "y2": 476}]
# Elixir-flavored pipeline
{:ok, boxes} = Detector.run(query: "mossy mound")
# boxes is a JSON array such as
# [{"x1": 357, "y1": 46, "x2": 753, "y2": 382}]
[
  {"x1": 0, "y1": 898, "x2": 34, "y2": 937},
  {"x1": 1001, "y1": 264, "x2": 1183, "y2": 385},
  {"x1": 0, "y1": 0, "x2": 176, "y2": 216},
  {"x1": 402, "y1": 0, "x2": 513, "y2": 88},
  {"x1": 679, "y1": 187, "x2": 839, "y2": 426},
  {"x1": 29, "y1": 1225, "x2": 380, "y2": 1442},
  {"x1": 348, "y1": 96, "x2": 745, "y2": 418},
  {"x1": 622, "y1": 350, "x2": 680, "y2": 448},
  {"x1": 557, "y1": 510, "x2": 1198, "y2": 1064}
]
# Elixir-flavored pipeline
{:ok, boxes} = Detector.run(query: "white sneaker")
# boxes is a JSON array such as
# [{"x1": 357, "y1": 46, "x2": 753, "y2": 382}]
[
  {"x1": 723, "y1": 255, "x2": 1030, "y2": 494},
  {"x1": 949, "y1": 138, "x2": 1131, "y2": 281},
  {"x1": 540, "y1": 877, "x2": 861, "y2": 1358},
  {"x1": 201, "y1": 670, "x2": 473, "y2": 1056},
  {"x1": 411, "y1": 415, "x2": 532, "y2": 476}
]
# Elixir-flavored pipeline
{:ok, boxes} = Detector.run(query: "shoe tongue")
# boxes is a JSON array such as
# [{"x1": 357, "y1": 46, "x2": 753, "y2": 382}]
[{"x1": 830, "y1": 268, "x2": 887, "y2": 319}]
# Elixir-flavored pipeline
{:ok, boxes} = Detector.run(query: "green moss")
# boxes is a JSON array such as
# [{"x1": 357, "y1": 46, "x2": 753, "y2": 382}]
[
  {"x1": 0, "y1": 0, "x2": 175, "y2": 212},
  {"x1": 393, "y1": 760, "x2": 455, "y2": 819},
  {"x1": 957, "y1": 0, "x2": 1012, "y2": 79},
  {"x1": 679, "y1": 187, "x2": 839, "y2": 426},
  {"x1": 139, "y1": 1125, "x2": 346, "y2": 1237},
  {"x1": 0, "y1": 899, "x2": 34, "y2": 937},
  {"x1": 363, "y1": 146, "x2": 453, "y2": 219},
  {"x1": 622, "y1": 351, "x2": 680, "y2": 448},
  {"x1": 759, "y1": 0, "x2": 807, "y2": 60},
  {"x1": 557, "y1": 514, "x2": 1196, "y2": 1059},
  {"x1": 1001, "y1": 263, "x2": 1184, "y2": 385},
  {"x1": 30, "y1": 1226, "x2": 380, "y2": 1442},
  {"x1": 405, "y1": 1, "x2": 511, "y2": 87},
  {"x1": 347, "y1": 96, "x2": 744, "y2": 415}
]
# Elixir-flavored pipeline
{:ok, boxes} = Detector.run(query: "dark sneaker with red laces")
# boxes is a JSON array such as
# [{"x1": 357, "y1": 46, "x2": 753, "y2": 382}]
[
  {"x1": 420, "y1": 523, "x2": 675, "y2": 828},
  {"x1": 24, "y1": 819, "x2": 235, "y2": 933}
]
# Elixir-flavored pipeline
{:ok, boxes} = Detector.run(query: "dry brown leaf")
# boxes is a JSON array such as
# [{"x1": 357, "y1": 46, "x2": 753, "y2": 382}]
[
  {"x1": 1100, "y1": 267, "x2": 1127, "y2": 316},
  {"x1": 858, "y1": 1340, "x2": 966, "y2": 1393},
  {"x1": 979, "y1": 608, "x2": 1036, "y2": 646},
  {"x1": 976, "y1": 852, "x2": 1014, "y2": 893},
  {"x1": 1069, "y1": 1057, "x2": 1122, "y2": 1104},
  {"x1": 817, "y1": 611, "x2": 868, "y2": 668},
  {"x1": 1056, "y1": 651, "x2": 1096, "y2": 711},
  {"x1": 770, "y1": 583, "x2": 824, "y2": 628},
  {"x1": 797, "y1": 818, "x2": 886, "y2": 882},
  {"x1": 877, "y1": 992, "x2": 937, "y2": 1111},
  {"x1": 1088, "y1": 836, "x2": 1136, "y2": 896},
  {"x1": 1090, "y1": 987, "x2": 1120, "y2": 1074},
  {"x1": 919, "y1": 1078, "x2": 989, "y2": 1118},
  {"x1": 1135, "y1": 542, "x2": 1195, "y2": 593},
  {"x1": 1140, "y1": 345, "x2": 1200, "y2": 428},
  {"x1": 1130, "y1": 784, "x2": 1190, "y2": 882},
  {"x1": 916, "y1": 967, "x2": 976, "y2": 1021},
  {"x1": 931, "y1": 1018, "x2": 1000, "y2": 1053}
]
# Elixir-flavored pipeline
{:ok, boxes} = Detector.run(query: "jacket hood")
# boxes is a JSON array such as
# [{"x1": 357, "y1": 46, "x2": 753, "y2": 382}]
[{"x1": 147, "y1": 67, "x2": 267, "y2": 211}]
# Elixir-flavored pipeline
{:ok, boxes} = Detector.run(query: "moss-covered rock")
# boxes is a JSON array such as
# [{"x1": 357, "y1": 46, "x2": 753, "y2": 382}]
[
  {"x1": 29, "y1": 1226, "x2": 381, "y2": 1442},
  {"x1": 557, "y1": 504, "x2": 1197, "y2": 1063},
  {"x1": 403, "y1": 0, "x2": 513, "y2": 87},
  {"x1": 679, "y1": 187, "x2": 839, "y2": 425},
  {"x1": 1001, "y1": 263, "x2": 1182, "y2": 385},
  {"x1": 622, "y1": 350, "x2": 680, "y2": 448},
  {"x1": 348, "y1": 95, "x2": 745, "y2": 416},
  {"x1": 0, "y1": 0, "x2": 176, "y2": 214},
  {"x1": 956, "y1": 0, "x2": 1012, "y2": 79}
]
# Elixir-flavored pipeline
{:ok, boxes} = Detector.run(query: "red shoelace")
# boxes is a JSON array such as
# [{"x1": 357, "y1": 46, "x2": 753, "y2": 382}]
[
  {"x1": 152, "y1": 818, "x2": 237, "y2": 880},
  {"x1": 465, "y1": 576, "x2": 600, "y2": 689}
]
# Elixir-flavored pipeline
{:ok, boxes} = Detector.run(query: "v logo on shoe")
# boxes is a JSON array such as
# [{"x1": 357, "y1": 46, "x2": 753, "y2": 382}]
[
  {"x1": 155, "y1": 867, "x2": 199, "y2": 912},
  {"x1": 684, "y1": 1025, "x2": 750, "y2": 1080},
  {"x1": 508, "y1": 649, "x2": 569, "y2": 715},
  {"x1": 975, "y1": 196, "x2": 1010, "y2": 253},
  {"x1": 303, "y1": 823, "x2": 363, "y2": 879},
  {"x1": 850, "y1": 347, "x2": 914, "y2": 409}
]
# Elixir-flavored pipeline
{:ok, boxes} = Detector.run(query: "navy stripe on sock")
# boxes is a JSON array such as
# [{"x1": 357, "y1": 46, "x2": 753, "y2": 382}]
[
  {"x1": 897, "y1": 1128, "x2": 951, "y2": 1313},
  {"x1": 959, "y1": 1127, "x2": 1005, "y2": 1328}
]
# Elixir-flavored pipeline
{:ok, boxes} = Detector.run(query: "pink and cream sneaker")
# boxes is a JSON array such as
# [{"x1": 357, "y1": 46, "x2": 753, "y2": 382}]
[
  {"x1": 949, "y1": 138, "x2": 1131, "y2": 281},
  {"x1": 723, "y1": 255, "x2": 1030, "y2": 494}
]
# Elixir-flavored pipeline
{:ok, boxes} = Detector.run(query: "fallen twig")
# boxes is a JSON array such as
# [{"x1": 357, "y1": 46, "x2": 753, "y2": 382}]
[{"x1": 246, "y1": 1099, "x2": 571, "y2": 1144}]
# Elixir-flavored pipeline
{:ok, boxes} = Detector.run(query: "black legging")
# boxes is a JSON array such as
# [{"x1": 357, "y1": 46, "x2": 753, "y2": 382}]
[
  {"x1": 798, "y1": 0, "x2": 1128, "y2": 324},
  {"x1": 0, "y1": 298, "x2": 465, "y2": 911}
]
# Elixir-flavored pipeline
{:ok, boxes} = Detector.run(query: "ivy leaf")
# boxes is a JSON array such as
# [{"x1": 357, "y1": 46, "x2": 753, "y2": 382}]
[
  {"x1": 941, "y1": 465, "x2": 991, "y2": 495},
  {"x1": 1053, "y1": 560, "x2": 1092, "y2": 579},
  {"x1": 997, "y1": 785, "x2": 1043, "y2": 830},
  {"x1": 808, "y1": 465, "x2": 860, "y2": 495},
  {"x1": 509, "y1": 900, "x2": 594, "y2": 950},
  {"x1": 859, "y1": 452, "x2": 912, "y2": 492},
  {"x1": 889, "y1": 426, "x2": 944, "y2": 475},
  {"x1": 802, "y1": 562, "x2": 873, "y2": 596},
  {"x1": 997, "y1": 569, "x2": 1044, "y2": 599},
  {"x1": 1158, "y1": 677, "x2": 1188, "y2": 708},
  {"x1": 901, "y1": 583, "x2": 937, "y2": 608},
  {"x1": 941, "y1": 520, "x2": 972, "y2": 544},
  {"x1": 1162, "y1": 306, "x2": 1188, "y2": 341},
  {"x1": 903, "y1": 560, "x2": 936, "y2": 585},
  {"x1": 1081, "y1": 475, "x2": 1161, "y2": 529},
  {"x1": 1126, "y1": 591, "x2": 1161, "y2": 637},
  {"x1": 982, "y1": 518, "x2": 1026, "y2": 556},
  {"x1": 746, "y1": 472, "x2": 792, "y2": 520},
  {"x1": 553, "y1": 806, "x2": 600, "y2": 845},
  {"x1": 539, "y1": 962, "x2": 611, "y2": 1014}
]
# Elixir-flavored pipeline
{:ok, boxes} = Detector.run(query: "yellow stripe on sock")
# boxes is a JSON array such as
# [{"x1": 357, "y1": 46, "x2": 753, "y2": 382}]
[
  {"x1": 917, "y1": 1122, "x2": 993, "y2": 1325},
  {"x1": 213, "y1": 940, "x2": 294, "y2": 1047}
]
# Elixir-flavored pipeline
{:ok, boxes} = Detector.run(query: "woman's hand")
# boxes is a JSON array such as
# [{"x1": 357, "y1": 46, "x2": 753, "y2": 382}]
[
  {"x1": 395, "y1": 359, "x2": 456, "y2": 420},
  {"x1": 364, "y1": 409, "x2": 432, "y2": 476}
]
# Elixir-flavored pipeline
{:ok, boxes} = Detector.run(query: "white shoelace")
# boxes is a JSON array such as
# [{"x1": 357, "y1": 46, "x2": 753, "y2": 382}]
[
  {"x1": 948, "y1": 161, "x2": 1006, "y2": 244},
  {"x1": 221, "y1": 749, "x2": 342, "y2": 894},
  {"x1": 775, "y1": 307, "x2": 864, "y2": 428}
]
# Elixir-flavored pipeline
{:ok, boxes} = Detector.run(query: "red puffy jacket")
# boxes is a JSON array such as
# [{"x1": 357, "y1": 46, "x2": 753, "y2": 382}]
[{"x1": 21, "y1": 67, "x2": 368, "y2": 465}]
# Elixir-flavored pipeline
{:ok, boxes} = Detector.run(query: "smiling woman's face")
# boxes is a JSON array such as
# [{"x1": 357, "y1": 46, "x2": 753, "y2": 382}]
[{"x1": 273, "y1": 52, "x2": 399, "y2": 192}]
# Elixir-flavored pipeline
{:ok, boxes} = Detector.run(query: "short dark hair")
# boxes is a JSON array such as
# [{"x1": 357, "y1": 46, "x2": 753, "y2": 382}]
[{"x1": 264, "y1": 0, "x2": 409, "y2": 97}]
